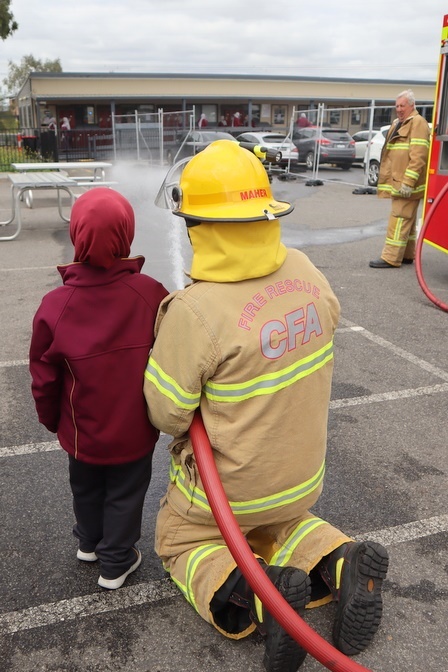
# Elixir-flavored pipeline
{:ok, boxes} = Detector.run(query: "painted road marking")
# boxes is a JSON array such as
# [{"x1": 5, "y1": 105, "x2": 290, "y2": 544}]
[
  {"x1": 0, "y1": 359, "x2": 28, "y2": 368},
  {"x1": 339, "y1": 318, "x2": 448, "y2": 382},
  {"x1": 0, "y1": 579, "x2": 179, "y2": 635},
  {"x1": 330, "y1": 382, "x2": 448, "y2": 409},
  {"x1": 1, "y1": 320, "x2": 446, "y2": 635},
  {"x1": 0, "y1": 514, "x2": 446, "y2": 636}
]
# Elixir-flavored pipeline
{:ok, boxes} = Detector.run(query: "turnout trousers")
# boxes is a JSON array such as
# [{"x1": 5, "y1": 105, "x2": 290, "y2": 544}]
[
  {"x1": 155, "y1": 483, "x2": 351, "y2": 639},
  {"x1": 381, "y1": 197, "x2": 421, "y2": 266}
]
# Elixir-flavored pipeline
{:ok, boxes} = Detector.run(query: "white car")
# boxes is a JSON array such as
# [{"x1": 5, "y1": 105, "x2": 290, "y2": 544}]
[
  {"x1": 352, "y1": 129, "x2": 381, "y2": 162},
  {"x1": 235, "y1": 131, "x2": 299, "y2": 166},
  {"x1": 362, "y1": 125, "x2": 390, "y2": 186}
]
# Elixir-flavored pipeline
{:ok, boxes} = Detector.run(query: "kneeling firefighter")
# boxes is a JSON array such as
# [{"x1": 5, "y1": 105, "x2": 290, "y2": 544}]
[{"x1": 143, "y1": 140, "x2": 389, "y2": 672}]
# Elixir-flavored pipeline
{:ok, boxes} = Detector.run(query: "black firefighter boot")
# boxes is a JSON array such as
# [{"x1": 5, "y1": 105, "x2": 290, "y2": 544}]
[
  {"x1": 318, "y1": 541, "x2": 389, "y2": 655},
  {"x1": 230, "y1": 564, "x2": 311, "y2": 672}
]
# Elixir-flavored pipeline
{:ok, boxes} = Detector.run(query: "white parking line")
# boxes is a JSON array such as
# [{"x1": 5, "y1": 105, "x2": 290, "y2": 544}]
[
  {"x1": 1, "y1": 320, "x2": 447, "y2": 635},
  {"x1": 0, "y1": 359, "x2": 28, "y2": 368},
  {"x1": 1, "y1": 514, "x2": 447, "y2": 636},
  {"x1": 357, "y1": 514, "x2": 448, "y2": 547},
  {"x1": 0, "y1": 579, "x2": 179, "y2": 635},
  {"x1": 0, "y1": 266, "x2": 55, "y2": 272},
  {"x1": 0, "y1": 441, "x2": 60, "y2": 457},
  {"x1": 330, "y1": 382, "x2": 448, "y2": 409},
  {"x1": 339, "y1": 318, "x2": 448, "y2": 382}
]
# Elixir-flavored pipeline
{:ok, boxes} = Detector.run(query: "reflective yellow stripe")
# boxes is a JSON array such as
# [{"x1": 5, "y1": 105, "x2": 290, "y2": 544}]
[
  {"x1": 185, "y1": 544, "x2": 225, "y2": 610},
  {"x1": 335, "y1": 557, "x2": 344, "y2": 590},
  {"x1": 386, "y1": 138, "x2": 429, "y2": 151},
  {"x1": 170, "y1": 460, "x2": 211, "y2": 511},
  {"x1": 145, "y1": 356, "x2": 201, "y2": 410},
  {"x1": 409, "y1": 138, "x2": 430, "y2": 148},
  {"x1": 204, "y1": 339, "x2": 334, "y2": 403},
  {"x1": 171, "y1": 457, "x2": 325, "y2": 515},
  {"x1": 270, "y1": 517, "x2": 326, "y2": 566},
  {"x1": 393, "y1": 216, "x2": 404, "y2": 241},
  {"x1": 169, "y1": 573, "x2": 189, "y2": 601},
  {"x1": 254, "y1": 594, "x2": 264, "y2": 623},
  {"x1": 387, "y1": 142, "x2": 409, "y2": 151},
  {"x1": 378, "y1": 183, "x2": 425, "y2": 197},
  {"x1": 385, "y1": 238, "x2": 407, "y2": 247}
]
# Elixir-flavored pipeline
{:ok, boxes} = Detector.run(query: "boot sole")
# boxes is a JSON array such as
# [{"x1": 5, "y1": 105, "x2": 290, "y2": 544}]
[
  {"x1": 333, "y1": 541, "x2": 389, "y2": 655},
  {"x1": 263, "y1": 567, "x2": 311, "y2": 672}
]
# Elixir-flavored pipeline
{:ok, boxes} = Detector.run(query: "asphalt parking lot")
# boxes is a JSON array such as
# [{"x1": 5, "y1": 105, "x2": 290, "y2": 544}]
[{"x1": 0, "y1": 162, "x2": 447, "y2": 672}]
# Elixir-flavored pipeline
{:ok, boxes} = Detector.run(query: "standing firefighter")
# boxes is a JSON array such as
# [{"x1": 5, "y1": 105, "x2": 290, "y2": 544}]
[
  {"x1": 144, "y1": 140, "x2": 389, "y2": 672},
  {"x1": 369, "y1": 89, "x2": 430, "y2": 268}
]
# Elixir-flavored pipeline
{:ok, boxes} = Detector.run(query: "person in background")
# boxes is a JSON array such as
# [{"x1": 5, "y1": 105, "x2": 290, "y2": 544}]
[
  {"x1": 218, "y1": 115, "x2": 228, "y2": 127},
  {"x1": 369, "y1": 89, "x2": 430, "y2": 268},
  {"x1": 144, "y1": 140, "x2": 389, "y2": 672},
  {"x1": 29, "y1": 188, "x2": 168, "y2": 591},
  {"x1": 297, "y1": 112, "x2": 311, "y2": 128},
  {"x1": 198, "y1": 113, "x2": 208, "y2": 128},
  {"x1": 232, "y1": 111, "x2": 242, "y2": 127},
  {"x1": 60, "y1": 116, "x2": 71, "y2": 148}
]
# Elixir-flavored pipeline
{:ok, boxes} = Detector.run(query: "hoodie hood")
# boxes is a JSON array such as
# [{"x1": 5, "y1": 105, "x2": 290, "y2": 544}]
[
  {"x1": 188, "y1": 218, "x2": 287, "y2": 282},
  {"x1": 70, "y1": 188, "x2": 135, "y2": 269}
]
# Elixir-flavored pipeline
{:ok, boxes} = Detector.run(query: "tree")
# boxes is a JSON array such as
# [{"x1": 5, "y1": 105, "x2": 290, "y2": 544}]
[
  {"x1": 0, "y1": 0, "x2": 18, "y2": 40},
  {"x1": 3, "y1": 54, "x2": 63, "y2": 94}
]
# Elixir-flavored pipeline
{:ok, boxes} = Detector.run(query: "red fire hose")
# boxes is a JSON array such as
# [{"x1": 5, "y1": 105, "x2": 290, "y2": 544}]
[
  {"x1": 189, "y1": 411, "x2": 376, "y2": 672},
  {"x1": 415, "y1": 182, "x2": 448, "y2": 312}
]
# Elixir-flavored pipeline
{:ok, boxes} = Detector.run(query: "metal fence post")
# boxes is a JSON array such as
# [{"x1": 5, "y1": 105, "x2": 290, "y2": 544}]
[
  {"x1": 135, "y1": 111, "x2": 140, "y2": 161},
  {"x1": 158, "y1": 108, "x2": 164, "y2": 167}
]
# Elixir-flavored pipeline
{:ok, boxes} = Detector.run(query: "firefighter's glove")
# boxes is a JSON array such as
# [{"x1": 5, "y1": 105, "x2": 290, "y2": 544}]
[{"x1": 399, "y1": 183, "x2": 413, "y2": 198}]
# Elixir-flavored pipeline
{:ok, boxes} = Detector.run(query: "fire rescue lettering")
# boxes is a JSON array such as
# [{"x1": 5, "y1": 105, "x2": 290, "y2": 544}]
[
  {"x1": 260, "y1": 304, "x2": 322, "y2": 359},
  {"x1": 238, "y1": 279, "x2": 321, "y2": 331},
  {"x1": 240, "y1": 188, "x2": 268, "y2": 200}
]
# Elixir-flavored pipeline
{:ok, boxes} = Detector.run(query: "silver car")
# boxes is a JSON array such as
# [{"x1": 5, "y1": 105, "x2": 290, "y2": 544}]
[
  {"x1": 235, "y1": 131, "x2": 299, "y2": 166},
  {"x1": 292, "y1": 127, "x2": 356, "y2": 170}
]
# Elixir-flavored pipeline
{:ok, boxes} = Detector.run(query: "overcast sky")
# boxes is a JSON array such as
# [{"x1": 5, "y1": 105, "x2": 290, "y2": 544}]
[{"x1": 1, "y1": 1, "x2": 447, "y2": 89}]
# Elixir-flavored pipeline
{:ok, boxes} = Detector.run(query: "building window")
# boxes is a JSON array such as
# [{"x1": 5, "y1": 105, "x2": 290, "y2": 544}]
[
  {"x1": 351, "y1": 109, "x2": 361, "y2": 124},
  {"x1": 85, "y1": 106, "x2": 95, "y2": 125},
  {"x1": 329, "y1": 108, "x2": 341, "y2": 125},
  {"x1": 201, "y1": 104, "x2": 217, "y2": 124},
  {"x1": 272, "y1": 105, "x2": 286, "y2": 125}
]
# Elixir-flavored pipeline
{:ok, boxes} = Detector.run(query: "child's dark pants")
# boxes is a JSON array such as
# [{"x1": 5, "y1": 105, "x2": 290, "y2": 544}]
[{"x1": 68, "y1": 453, "x2": 152, "y2": 579}]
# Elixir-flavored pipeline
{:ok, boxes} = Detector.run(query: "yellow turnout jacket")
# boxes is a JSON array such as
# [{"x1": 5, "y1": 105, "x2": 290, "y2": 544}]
[
  {"x1": 144, "y1": 248, "x2": 340, "y2": 523},
  {"x1": 378, "y1": 110, "x2": 430, "y2": 200}
]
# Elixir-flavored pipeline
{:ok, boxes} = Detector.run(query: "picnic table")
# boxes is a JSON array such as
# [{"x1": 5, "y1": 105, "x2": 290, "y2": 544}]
[
  {"x1": 0, "y1": 172, "x2": 78, "y2": 241},
  {"x1": 11, "y1": 161, "x2": 113, "y2": 182}
]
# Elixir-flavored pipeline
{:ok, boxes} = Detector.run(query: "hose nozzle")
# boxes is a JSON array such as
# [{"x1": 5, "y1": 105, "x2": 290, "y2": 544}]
[{"x1": 238, "y1": 142, "x2": 282, "y2": 164}]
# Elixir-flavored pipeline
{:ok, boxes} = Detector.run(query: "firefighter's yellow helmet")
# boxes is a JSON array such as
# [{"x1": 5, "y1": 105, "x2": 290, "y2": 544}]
[{"x1": 170, "y1": 140, "x2": 293, "y2": 223}]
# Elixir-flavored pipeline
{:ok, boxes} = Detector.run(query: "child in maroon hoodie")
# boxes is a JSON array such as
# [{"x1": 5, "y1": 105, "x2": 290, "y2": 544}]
[{"x1": 29, "y1": 188, "x2": 169, "y2": 589}]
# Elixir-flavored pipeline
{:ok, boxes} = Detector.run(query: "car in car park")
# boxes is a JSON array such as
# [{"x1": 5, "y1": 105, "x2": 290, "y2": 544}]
[
  {"x1": 292, "y1": 127, "x2": 356, "y2": 169},
  {"x1": 235, "y1": 131, "x2": 299, "y2": 166},
  {"x1": 167, "y1": 130, "x2": 237, "y2": 163},
  {"x1": 362, "y1": 125, "x2": 390, "y2": 186},
  {"x1": 352, "y1": 129, "x2": 380, "y2": 162}
]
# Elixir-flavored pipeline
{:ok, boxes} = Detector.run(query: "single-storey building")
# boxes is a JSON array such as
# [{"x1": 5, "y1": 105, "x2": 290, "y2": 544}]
[{"x1": 17, "y1": 72, "x2": 435, "y2": 134}]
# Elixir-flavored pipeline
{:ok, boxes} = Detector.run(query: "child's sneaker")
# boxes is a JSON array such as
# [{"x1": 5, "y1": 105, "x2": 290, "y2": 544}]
[
  {"x1": 77, "y1": 549, "x2": 98, "y2": 562},
  {"x1": 98, "y1": 548, "x2": 142, "y2": 590}
]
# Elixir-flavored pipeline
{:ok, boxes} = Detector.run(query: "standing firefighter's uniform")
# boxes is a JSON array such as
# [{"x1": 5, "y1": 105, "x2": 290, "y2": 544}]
[
  {"x1": 144, "y1": 140, "x2": 388, "y2": 671},
  {"x1": 377, "y1": 110, "x2": 430, "y2": 266}
]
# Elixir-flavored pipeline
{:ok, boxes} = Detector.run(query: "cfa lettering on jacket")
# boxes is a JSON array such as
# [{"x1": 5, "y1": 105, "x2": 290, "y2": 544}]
[{"x1": 237, "y1": 277, "x2": 323, "y2": 359}]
